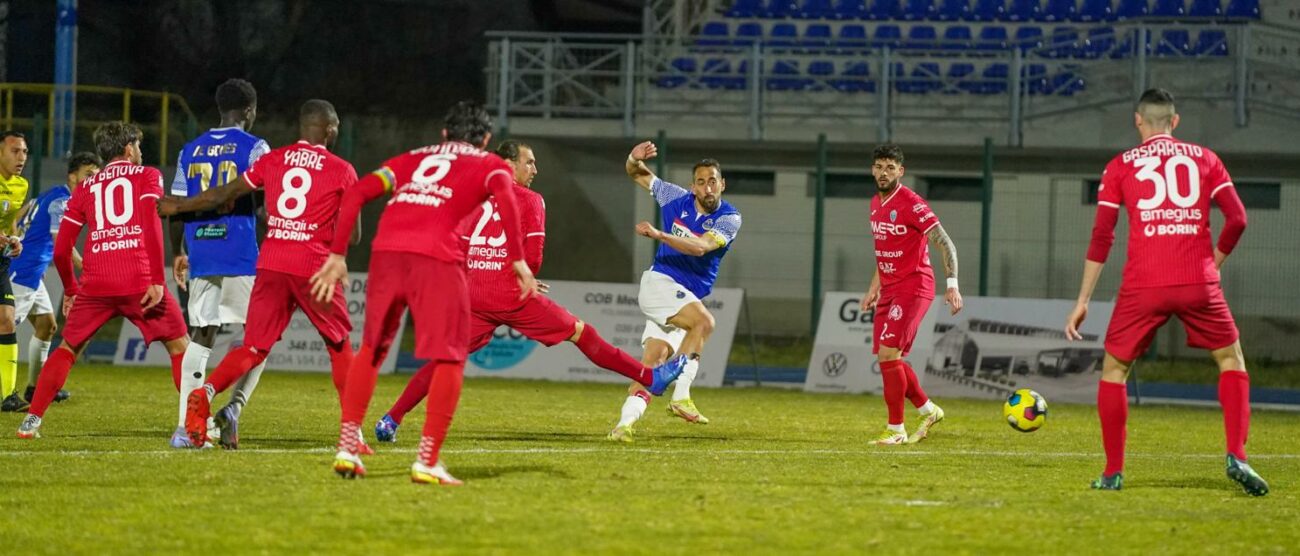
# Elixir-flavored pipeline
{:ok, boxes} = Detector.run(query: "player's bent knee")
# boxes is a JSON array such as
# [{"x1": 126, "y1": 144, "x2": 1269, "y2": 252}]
[
  {"x1": 876, "y1": 347, "x2": 902, "y2": 362},
  {"x1": 163, "y1": 336, "x2": 190, "y2": 356}
]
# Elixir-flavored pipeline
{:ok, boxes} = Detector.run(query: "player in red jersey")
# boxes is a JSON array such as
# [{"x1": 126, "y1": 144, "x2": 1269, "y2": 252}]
[
  {"x1": 17, "y1": 122, "x2": 189, "y2": 439},
  {"x1": 157, "y1": 100, "x2": 362, "y2": 450},
  {"x1": 862, "y1": 144, "x2": 962, "y2": 446},
  {"x1": 372, "y1": 141, "x2": 685, "y2": 442},
  {"x1": 312, "y1": 101, "x2": 538, "y2": 485},
  {"x1": 1065, "y1": 89, "x2": 1265, "y2": 496}
]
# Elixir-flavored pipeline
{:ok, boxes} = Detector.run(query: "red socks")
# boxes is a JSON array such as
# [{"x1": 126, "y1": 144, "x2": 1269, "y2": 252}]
[
  {"x1": 389, "y1": 364, "x2": 434, "y2": 425},
  {"x1": 1218, "y1": 370, "x2": 1250, "y2": 460},
  {"x1": 419, "y1": 361, "x2": 466, "y2": 467},
  {"x1": 879, "y1": 359, "x2": 907, "y2": 426},
  {"x1": 170, "y1": 352, "x2": 184, "y2": 391},
  {"x1": 328, "y1": 341, "x2": 355, "y2": 406},
  {"x1": 1097, "y1": 381, "x2": 1129, "y2": 475},
  {"x1": 575, "y1": 325, "x2": 651, "y2": 386},
  {"x1": 340, "y1": 345, "x2": 381, "y2": 425},
  {"x1": 30, "y1": 348, "x2": 76, "y2": 418},
  {"x1": 900, "y1": 360, "x2": 929, "y2": 408},
  {"x1": 205, "y1": 346, "x2": 269, "y2": 395}
]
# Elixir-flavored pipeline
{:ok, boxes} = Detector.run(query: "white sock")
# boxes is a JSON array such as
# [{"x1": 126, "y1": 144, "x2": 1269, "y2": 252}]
[
  {"x1": 617, "y1": 395, "x2": 647, "y2": 428},
  {"x1": 26, "y1": 337, "x2": 51, "y2": 386},
  {"x1": 671, "y1": 358, "x2": 699, "y2": 402},
  {"x1": 229, "y1": 360, "x2": 265, "y2": 408},
  {"x1": 179, "y1": 344, "x2": 211, "y2": 427},
  {"x1": 918, "y1": 400, "x2": 937, "y2": 415},
  {"x1": 888, "y1": 423, "x2": 906, "y2": 434}
]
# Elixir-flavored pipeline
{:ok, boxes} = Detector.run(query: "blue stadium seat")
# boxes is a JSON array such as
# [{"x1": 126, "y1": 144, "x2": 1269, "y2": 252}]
[
  {"x1": 1116, "y1": 0, "x2": 1149, "y2": 19},
  {"x1": 937, "y1": 0, "x2": 973, "y2": 20},
  {"x1": 799, "y1": 0, "x2": 837, "y2": 18},
  {"x1": 1077, "y1": 0, "x2": 1115, "y2": 21},
  {"x1": 658, "y1": 57, "x2": 697, "y2": 88},
  {"x1": 831, "y1": 61, "x2": 874, "y2": 92},
  {"x1": 735, "y1": 22, "x2": 765, "y2": 45},
  {"x1": 974, "y1": 63, "x2": 1009, "y2": 93},
  {"x1": 1020, "y1": 63, "x2": 1050, "y2": 94},
  {"x1": 1225, "y1": 0, "x2": 1259, "y2": 18},
  {"x1": 972, "y1": 0, "x2": 1007, "y2": 20},
  {"x1": 836, "y1": 24, "x2": 870, "y2": 50},
  {"x1": 1014, "y1": 25, "x2": 1045, "y2": 51},
  {"x1": 976, "y1": 25, "x2": 1009, "y2": 50},
  {"x1": 897, "y1": 62, "x2": 942, "y2": 93},
  {"x1": 874, "y1": 24, "x2": 904, "y2": 47},
  {"x1": 698, "y1": 22, "x2": 730, "y2": 48},
  {"x1": 942, "y1": 25, "x2": 974, "y2": 52},
  {"x1": 1041, "y1": 0, "x2": 1078, "y2": 21},
  {"x1": 764, "y1": 0, "x2": 801, "y2": 18},
  {"x1": 1109, "y1": 28, "x2": 1141, "y2": 58},
  {"x1": 768, "y1": 59, "x2": 812, "y2": 90},
  {"x1": 727, "y1": 0, "x2": 764, "y2": 17},
  {"x1": 770, "y1": 23, "x2": 799, "y2": 48},
  {"x1": 1007, "y1": 0, "x2": 1042, "y2": 21},
  {"x1": 1156, "y1": 29, "x2": 1191, "y2": 55},
  {"x1": 1046, "y1": 26, "x2": 1080, "y2": 57},
  {"x1": 906, "y1": 25, "x2": 939, "y2": 49},
  {"x1": 1048, "y1": 69, "x2": 1086, "y2": 95},
  {"x1": 1189, "y1": 0, "x2": 1222, "y2": 16},
  {"x1": 947, "y1": 63, "x2": 976, "y2": 93},
  {"x1": 902, "y1": 0, "x2": 938, "y2": 20},
  {"x1": 1192, "y1": 29, "x2": 1229, "y2": 55},
  {"x1": 803, "y1": 23, "x2": 833, "y2": 50},
  {"x1": 808, "y1": 59, "x2": 837, "y2": 90},
  {"x1": 870, "y1": 0, "x2": 905, "y2": 19},
  {"x1": 1079, "y1": 26, "x2": 1116, "y2": 58},
  {"x1": 833, "y1": 0, "x2": 870, "y2": 18},
  {"x1": 700, "y1": 58, "x2": 731, "y2": 89},
  {"x1": 1151, "y1": 0, "x2": 1186, "y2": 17}
]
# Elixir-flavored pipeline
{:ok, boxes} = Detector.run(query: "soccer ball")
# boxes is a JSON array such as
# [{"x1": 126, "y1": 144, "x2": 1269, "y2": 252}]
[{"x1": 1003, "y1": 389, "x2": 1047, "y2": 432}]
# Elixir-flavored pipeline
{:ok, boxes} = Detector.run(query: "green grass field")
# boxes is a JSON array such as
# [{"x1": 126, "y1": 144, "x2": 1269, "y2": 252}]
[{"x1": 2, "y1": 364, "x2": 1297, "y2": 554}]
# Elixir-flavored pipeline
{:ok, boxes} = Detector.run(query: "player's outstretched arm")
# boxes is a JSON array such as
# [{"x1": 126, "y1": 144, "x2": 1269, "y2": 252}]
[
  {"x1": 926, "y1": 224, "x2": 963, "y2": 314},
  {"x1": 635, "y1": 221, "x2": 725, "y2": 257},
  {"x1": 157, "y1": 176, "x2": 255, "y2": 217},
  {"x1": 626, "y1": 141, "x2": 659, "y2": 191}
]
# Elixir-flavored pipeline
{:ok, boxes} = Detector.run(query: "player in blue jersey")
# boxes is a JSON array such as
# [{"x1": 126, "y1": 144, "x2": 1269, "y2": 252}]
[
  {"x1": 167, "y1": 79, "x2": 270, "y2": 448},
  {"x1": 7, "y1": 152, "x2": 101, "y2": 407},
  {"x1": 608, "y1": 141, "x2": 742, "y2": 441}
]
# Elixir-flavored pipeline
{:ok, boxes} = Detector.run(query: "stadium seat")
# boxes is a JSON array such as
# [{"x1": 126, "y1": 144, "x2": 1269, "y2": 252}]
[
  {"x1": 698, "y1": 22, "x2": 730, "y2": 49},
  {"x1": 1225, "y1": 0, "x2": 1259, "y2": 18},
  {"x1": 870, "y1": 0, "x2": 904, "y2": 20},
  {"x1": 799, "y1": 0, "x2": 837, "y2": 18},
  {"x1": 808, "y1": 59, "x2": 837, "y2": 90},
  {"x1": 942, "y1": 25, "x2": 974, "y2": 52},
  {"x1": 976, "y1": 25, "x2": 1009, "y2": 50},
  {"x1": 937, "y1": 0, "x2": 972, "y2": 20},
  {"x1": 803, "y1": 23, "x2": 833, "y2": 50},
  {"x1": 897, "y1": 62, "x2": 942, "y2": 93},
  {"x1": 1014, "y1": 25, "x2": 1045, "y2": 52},
  {"x1": 1109, "y1": 28, "x2": 1141, "y2": 58},
  {"x1": 727, "y1": 0, "x2": 765, "y2": 17},
  {"x1": 1041, "y1": 0, "x2": 1078, "y2": 21},
  {"x1": 974, "y1": 63, "x2": 1009, "y2": 93},
  {"x1": 1156, "y1": 29, "x2": 1191, "y2": 55},
  {"x1": 946, "y1": 62, "x2": 976, "y2": 93},
  {"x1": 1047, "y1": 69, "x2": 1086, "y2": 95},
  {"x1": 736, "y1": 22, "x2": 765, "y2": 45},
  {"x1": 874, "y1": 24, "x2": 904, "y2": 48},
  {"x1": 906, "y1": 25, "x2": 939, "y2": 49},
  {"x1": 1046, "y1": 26, "x2": 1080, "y2": 58},
  {"x1": 763, "y1": 0, "x2": 801, "y2": 18},
  {"x1": 836, "y1": 24, "x2": 870, "y2": 50},
  {"x1": 770, "y1": 23, "x2": 799, "y2": 48},
  {"x1": 1115, "y1": 0, "x2": 1149, "y2": 19},
  {"x1": 1006, "y1": 0, "x2": 1043, "y2": 21},
  {"x1": 700, "y1": 58, "x2": 731, "y2": 89},
  {"x1": 831, "y1": 60, "x2": 874, "y2": 92},
  {"x1": 657, "y1": 57, "x2": 697, "y2": 88},
  {"x1": 1079, "y1": 26, "x2": 1116, "y2": 58},
  {"x1": 1151, "y1": 0, "x2": 1187, "y2": 17},
  {"x1": 1077, "y1": 0, "x2": 1115, "y2": 21},
  {"x1": 972, "y1": 0, "x2": 1007, "y2": 20},
  {"x1": 833, "y1": 0, "x2": 870, "y2": 18},
  {"x1": 1022, "y1": 63, "x2": 1050, "y2": 94},
  {"x1": 902, "y1": 0, "x2": 938, "y2": 20},
  {"x1": 1189, "y1": 0, "x2": 1222, "y2": 17},
  {"x1": 768, "y1": 59, "x2": 812, "y2": 90},
  {"x1": 1192, "y1": 29, "x2": 1229, "y2": 55}
]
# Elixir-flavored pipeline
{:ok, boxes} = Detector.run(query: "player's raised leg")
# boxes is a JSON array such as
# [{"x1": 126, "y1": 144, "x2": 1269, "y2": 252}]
[{"x1": 663, "y1": 302, "x2": 715, "y2": 424}]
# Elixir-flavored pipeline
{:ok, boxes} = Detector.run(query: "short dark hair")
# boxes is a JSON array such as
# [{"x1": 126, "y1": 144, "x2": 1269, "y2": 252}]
[
  {"x1": 66, "y1": 152, "x2": 102, "y2": 175},
  {"x1": 299, "y1": 99, "x2": 337, "y2": 123},
  {"x1": 1138, "y1": 87, "x2": 1175, "y2": 109},
  {"x1": 872, "y1": 144, "x2": 904, "y2": 165},
  {"x1": 215, "y1": 78, "x2": 258, "y2": 113},
  {"x1": 443, "y1": 101, "x2": 493, "y2": 146},
  {"x1": 494, "y1": 140, "x2": 531, "y2": 162},
  {"x1": 1, "y1": 131, "x2": 25, "y2": 143},
  {"x1": 692, "y1": 158, "x2": 723, "y2": 177},
  {"x1": 93, "y1": 121, "x2": 143, "y2": 161}
]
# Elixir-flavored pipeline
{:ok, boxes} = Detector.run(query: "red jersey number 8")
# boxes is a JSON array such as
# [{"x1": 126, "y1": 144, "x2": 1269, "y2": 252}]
[{"x1": 278, "y1": 167, "x2": 312, "y2": 219}]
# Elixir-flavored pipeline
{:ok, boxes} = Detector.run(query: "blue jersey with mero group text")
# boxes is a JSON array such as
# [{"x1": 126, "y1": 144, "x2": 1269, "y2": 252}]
[
  {"x1": 172, "y1": 127, "x2": 269, "y2": 277},
  {"x1": 9, "y1": 184, "x2": 70, "y2": 289},
  {"x1": 648, "y1": 177, "x2": 742, "y2": 299}
]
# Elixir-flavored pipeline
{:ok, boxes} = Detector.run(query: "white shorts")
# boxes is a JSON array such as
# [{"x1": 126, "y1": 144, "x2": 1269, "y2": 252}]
[
  {"x1": 13, "y1": 281, "x2": 54, "y2": 323},
  {"x1": 188, "y1": 275, "x2": 255, "y2": 327},
  {"x1": 638, "y1": 270, "x2": 698, "y2": 352}
]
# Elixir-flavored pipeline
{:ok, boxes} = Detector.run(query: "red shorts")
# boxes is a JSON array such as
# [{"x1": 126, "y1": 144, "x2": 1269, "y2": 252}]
[
  {"x1": 1105, "y1": 282, "x2": 1239, "y2": 361},
  {"x1": 364, "y1": 251, "x2": 468, "y2": 362},
  {"x1": 62, "y1": 290, "x2": 187, "y2": 348},
  {"x1": 468, "y1": 294, "x2": 579, "y2": 353},
  {"x1": 872, "y1": 294, "x2": 933, "y2": 357},
  {"x1": 242, "y1": 270, "x2": 352, "y2": 352}
]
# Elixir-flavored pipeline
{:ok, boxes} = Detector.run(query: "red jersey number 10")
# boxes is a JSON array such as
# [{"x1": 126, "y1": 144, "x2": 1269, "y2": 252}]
[{"x1": 90, "y1": 178, "x2": 135, "y2": 229}]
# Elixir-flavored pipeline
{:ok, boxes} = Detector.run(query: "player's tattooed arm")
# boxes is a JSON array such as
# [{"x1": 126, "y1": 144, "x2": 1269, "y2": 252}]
[
  {"x1": 626, "y1": 141, "x2": 659, "y2": 191},
  {"x1": 926, "y1": 224, "x2": 959, "y2": 281}
]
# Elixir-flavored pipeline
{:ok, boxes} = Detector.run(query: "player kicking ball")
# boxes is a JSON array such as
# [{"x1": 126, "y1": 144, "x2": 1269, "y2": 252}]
[
  {"x1": 1066, "y1": 89, "x2": 1266, "y2": 496},
  {"x1": 373, "y1": 140, "x2": 686, "y2": 442},
  {"x1": 159, "y1": 100, "x2": 363, "y2": 452},
  {"x1": 862, "y1": 145, "x2": 962, "y2": 446},
  {"x1": 18, "y1": 122, "x2": 189, "y2": 439}
]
